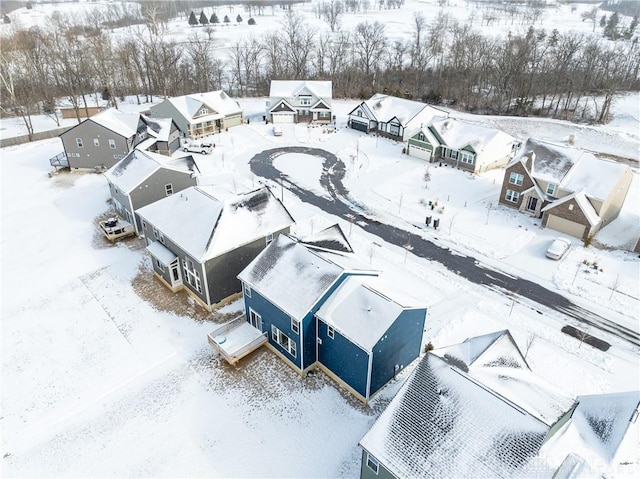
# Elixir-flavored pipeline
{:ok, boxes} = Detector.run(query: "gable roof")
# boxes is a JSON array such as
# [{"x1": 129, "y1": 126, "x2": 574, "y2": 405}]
[
  {"x1": 238, "y1": 234, "x2": 374, "y2": 319},
  {"x1": 142, "y1": 116, "x2": 176, "y2": 142},
  {"x1": 429, "y1": 117, "x2": 513, "y2": 152},
  {"x1": 137, "y1": 186, "x2": 294, "y2": 262},
  {"x1": 300, "y1": 224, "x2": 353, "y2": 253},
  {"x1": 315, "y1": 276, "x2": 421, "y2": 352},
  {"x1": 104, "y1": 149, "x2": 199, "y2": 193},
  {"x1": 362, "y1": 94, "x2": 443, "y2": 126},
  {"x1": 561, "y1": 154, "x2": 629, "y2": 201},
  {"x1": 541, "y1": 191, "x2": 601, "y2": 227},
  {"x1": 90, "y1": 108, "x2": 142, "y2": 138},
  {"x1": 269, "y1": 80, "x2": 332, "y2": 101},
  {"x1": 165, "y1": 90, "x2": 242, "y2": 123},
  {"x1": 360, "y1": 351, "x2": 555, "y2": 478}
]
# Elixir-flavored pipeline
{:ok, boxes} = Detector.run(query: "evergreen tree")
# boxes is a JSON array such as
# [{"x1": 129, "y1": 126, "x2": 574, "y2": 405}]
[
  {"x1": 248, "y1": 17, "x2": 256, "y2": 25},
  {"x1": 224, "y1": 15, "x2": 230, "y2": 24},
  {"x1": 236, "y1": 14, "x2": 243, "y2": 23},
  {"x1": 210, "y1": 12, "x2": 219, "y2": 24},
  {"x1": 199, "y1": 11, "x2": 209, "y2": 26},
  {"x1": 625, "y1": 16, "x2": 639, "y2": 40},
  {"x1": 188, "y1": 11, "x2": 197, "y2": 26},
  {"x1": 600, "y1": 14, "x2": 607, "y2": 28},
  {"x1": 604, "y1": 12, "x2": 620, "y2": 40}
]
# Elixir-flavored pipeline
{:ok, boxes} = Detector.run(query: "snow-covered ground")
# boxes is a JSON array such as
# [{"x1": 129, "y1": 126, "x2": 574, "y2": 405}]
[{"x1": 1, "y1": 93, "x2": 639, "y2": 477}]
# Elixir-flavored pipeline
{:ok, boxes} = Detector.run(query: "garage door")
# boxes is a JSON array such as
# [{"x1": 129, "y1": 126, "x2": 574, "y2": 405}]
[
  {"x1": 546, "y1": 214, "x2": 585, "y2": 239},
  {"x1": 409, "y1": 144, "x2": 432, "y2": 161},
  {"x1": 272, "y1": 113, "x2": 294, "y2": 123},
  {"x1": 350, "y1": 119, "x2": 369, "y2": 132}
]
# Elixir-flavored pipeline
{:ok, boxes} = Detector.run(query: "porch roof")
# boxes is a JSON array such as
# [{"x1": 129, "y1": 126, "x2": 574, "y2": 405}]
[{"x1": 146, "y1": 241, "x2": 177, "y2": 266}]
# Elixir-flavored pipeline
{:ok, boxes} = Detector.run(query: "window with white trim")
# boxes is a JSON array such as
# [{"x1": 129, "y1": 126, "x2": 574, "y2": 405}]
[
  {"x1": 76, "y1": 138, "x2": 84, "y2": 148},
  {"x1": 509, "y1": 172, "x2": 524, "y2": 186},
  {"x1": 271, "y1": 325, "x2": 296, "y2": 357},
  {"x1": 182, "y1": 258, "x2": 202, "y2": 293},
  {"x1": 109, "y1": 139, "x2": 116, "y2": 149},
  {"x1": 249, "y1": 308, "x2": 261, "y2": 329},
  {"x1": 244, "y1": 283, "x2": 252, "y2": 298},
  {"x1": 300, "y1": 97, "x2": 311, "y2": 106},
  {"x1": 505, "y1": 189, "x2": 520, "y2": 203},
  {"x1": 142, "y1": 220, "x2": 147, "y2": 230},
  {"x1": 266, "y1": 233, "x2": 274, "y2": 246},
  {"x1": 165, "y1": 184, "x2": 173, "y2": 196},
  {"x1": 153, "y1": 227, "x2": 159, "y2": 240},
  {"x1": 291, "y1": 318, "x2": 299, "y2": 335},
  {"x1": 327, "y1": 326, "x2": 334, "y2": 339},
  {"x1": 546, "y1": 183, "x2": 556, "y2": 196},
  {"x1": 417, "y1": 133, "x2": 425, "y2": 141},
  {"x1": 93, "y1": 139, "x2": 99, "y2": 147},
  {"x1": 155, "y1": 258, "x2": 165, "y2": 272},
  {"x1": 197, "y1": 107, "x2": 209, "y2": 116},
  {"x1": 366, "y1": 453, "x2": 379, "y2": 474},
  {"x1": 459, "y1": 151, "x2": 475, "y2": 165}
]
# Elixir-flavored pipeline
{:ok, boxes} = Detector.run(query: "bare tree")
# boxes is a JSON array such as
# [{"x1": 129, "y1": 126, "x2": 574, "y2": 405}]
[{"x1": 353, "y1": 20, "x2": 387, "y2": 82}]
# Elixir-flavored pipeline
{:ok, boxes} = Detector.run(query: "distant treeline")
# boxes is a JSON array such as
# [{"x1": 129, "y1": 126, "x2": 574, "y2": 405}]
[{"x1": 1, "y1": 1, "x2": 638, "y2": 137}]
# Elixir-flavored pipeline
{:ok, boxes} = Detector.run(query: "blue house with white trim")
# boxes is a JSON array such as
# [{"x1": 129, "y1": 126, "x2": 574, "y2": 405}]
[{"x1": 232, "y1": 225, "x2": 428, "y2": 402}]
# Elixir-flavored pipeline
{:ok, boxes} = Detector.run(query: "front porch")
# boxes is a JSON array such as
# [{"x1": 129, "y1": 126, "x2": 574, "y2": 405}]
[{"x1": 208, "y1": 315, "x2": 268, "y2": 365}]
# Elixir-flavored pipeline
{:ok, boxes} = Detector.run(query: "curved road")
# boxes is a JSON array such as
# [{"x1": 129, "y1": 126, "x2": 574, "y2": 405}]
[{"x1": 250, "y1": 146, "x2": 640, "y2": 348}]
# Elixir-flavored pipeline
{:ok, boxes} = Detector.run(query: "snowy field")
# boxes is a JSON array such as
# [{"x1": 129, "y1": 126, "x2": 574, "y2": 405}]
[{"x1": 1, "y1": 94, "x2": 639, "y2": 477}]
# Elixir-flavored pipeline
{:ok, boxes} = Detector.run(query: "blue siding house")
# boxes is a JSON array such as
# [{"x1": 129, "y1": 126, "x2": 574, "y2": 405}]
[{"x1": 235, "y1": 225, "x2": 428, "y2": 402}]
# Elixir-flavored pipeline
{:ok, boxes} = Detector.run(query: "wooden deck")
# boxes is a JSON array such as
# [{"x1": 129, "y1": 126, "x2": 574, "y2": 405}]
[
  {"x1": 208, "y1": 315, "x2": 268, "y2": 365},
  {"x1": 98, "y1": 216, "x2": 136, "y2": 242}
]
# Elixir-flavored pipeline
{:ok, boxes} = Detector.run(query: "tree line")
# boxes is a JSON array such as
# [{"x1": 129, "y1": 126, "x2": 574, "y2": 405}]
[{"x1": 1, "y1": 5, "x2": 638, "y2": 138}]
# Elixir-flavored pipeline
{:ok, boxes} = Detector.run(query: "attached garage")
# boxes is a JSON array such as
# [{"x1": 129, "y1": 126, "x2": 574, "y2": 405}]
[
  {"x1": 272, "y1": 112, "x2": 295, "y2": 123},
  {"x1": 545, "y1": 214, "x2": 586, "y2": 239},
  {"x1": 408, "y1": 144, "x2": 432, "y2": 161},
  {"x1": 350, "y1": 118, "x2": 369, "y2": 132}
]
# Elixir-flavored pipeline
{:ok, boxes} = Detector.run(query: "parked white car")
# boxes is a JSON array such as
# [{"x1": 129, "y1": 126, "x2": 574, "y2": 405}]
[
  {"x1": 273, "y1": 126, "x2": 283, "y2": 137},
  {"x1": 183, "y1": 141, "x2": 214, "y2": 154},
  {"x1": 546, "y1": 237, "x2": 571, "y2": 260}
]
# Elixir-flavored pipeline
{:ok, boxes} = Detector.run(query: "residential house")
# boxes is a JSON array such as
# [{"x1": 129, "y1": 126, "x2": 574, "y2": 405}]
[
  {"x1": 499, "y1": 139, "x2": 633, "y2": 241},
  {"x1": 136, "y1": 186, "x2": 295, "y2": 311},
  {"x1": 347, "y1": 94, "x2": 444, "y2": 141},
  {"x1": 267, "y1": 80, "x2": 332, "y2": 124},
  {"x1": 150, "y1": 90, "x2": 244, "y2": 139},
  {"x1": 104, "y1": 149, "x2": 200, "y2": 233},
  {"x1": 229, "y1": 225, "x2": 427, "y2": 402},
  {"x1": 407, "y1": 117, "x2": 516, "y2": 173},
  {"x1": 59, "y1": 108, "x2": 149, "y2": 170},
  {"x1": 359, "y1": 330, "x2": 638, "y2": 478},
  {"x1": 137, "y1": 116, "x2": 182, "y2": 156}
]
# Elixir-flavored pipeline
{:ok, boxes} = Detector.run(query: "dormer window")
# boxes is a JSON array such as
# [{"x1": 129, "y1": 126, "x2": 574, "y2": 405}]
[
  {"x1": 546, "y1": 183, "x2": 557, "y2": 196},
  {"x1": 197, "y1": 107, "x2": 209, "y2": 117}
]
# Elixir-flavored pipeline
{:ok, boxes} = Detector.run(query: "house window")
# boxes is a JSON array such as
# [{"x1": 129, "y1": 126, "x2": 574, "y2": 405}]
[
  {"x1": 158, "y1": 230, "x2": 165, "y2": 244},
  {"x1": 291, "y1": 318, "x2": 299, "y2": 335},
  {"x1": 155, "y1": 258, "x2": 165, "y2": 272},
  {"x1": 327, "y1": 326, "x2": 334, "y2": 339},
  {"x1": 109, "y1": 139, "x2": 116, "y2": 149},
  {"x1": 300, "y1": 97, "x2": 311, "y2": 106},
  {"x1": 244, "y1": 283, "x2": 252, "y2": 298},
  {"x1": 182, "y1": 258, "x2": 202, "y2": 293},
  {"x1": 546, "y1": 183, "x2": 556, "y2": 196},
  {"x1": 509, "y1": 172, "x2": 524, "y2": 186},
  {"x1": 460, "y1": 151, "x2": 475, "y2": 164},
  {"x1": 366, "y1": 453, "x2": 379, "y2": 474},
  {"x1": 271, "y1": 325, "x2": 296, "y2": 357},
  {"x1": 266, "y1": 233, "x2": 273, "y2": 246},
  {"x1": 142, "y1": 220, "x2": 147, "y2": 230},
  {"x1": 357, "y1": 110, "x2": 363, "y2": 117},
  {"x1": 319, "y1": 111, "x2": 329, "y2": 118},
  {"x1": 93, "y1": 139, "x2": 99, "y2": 147},
  {"x1": 153, "y1": 227, "x2": 159, "y2": 239},
  {"x1": 76, "y1": 138, "x2": 84, "y2": 148},
  {"x1": 249, "y1": 308, "x2": 261, "y2": 329},
  {"x1": 505, "y1": 189, "x2": 520, "y2": 203},
  {"x1": 165, "y1": 184, "x2": 173, "y2": 196},
  {"x1": 417, "y1": 133, "x2": 425, "y2": 141},
  {"x1": 197, "y1": 107, "x2": 209, "y2": 116}
]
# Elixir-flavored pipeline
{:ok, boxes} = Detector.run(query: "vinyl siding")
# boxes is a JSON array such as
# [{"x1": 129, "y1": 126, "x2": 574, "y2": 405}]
[{"x1": 61, "y1": 120, "x2": 129, "y2": 170}]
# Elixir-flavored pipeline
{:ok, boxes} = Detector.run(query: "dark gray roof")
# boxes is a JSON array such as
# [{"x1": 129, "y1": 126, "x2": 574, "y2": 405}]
[{"x1": 300, "y1": 224, "x2": 353, "y2": 253}]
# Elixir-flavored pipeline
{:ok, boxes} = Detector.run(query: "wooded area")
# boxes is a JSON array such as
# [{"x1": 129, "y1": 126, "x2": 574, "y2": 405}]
[{"x1": 1, "y1": 0, "x2": 638, "y2": 138}]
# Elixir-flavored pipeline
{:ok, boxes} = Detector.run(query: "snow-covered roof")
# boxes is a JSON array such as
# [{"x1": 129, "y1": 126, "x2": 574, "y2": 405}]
[
  {"x1": 364, "y1": 94, "x2": 442, "y2": 126},
  {"x1": 90, "y1": 108, "x2": 141, "y2": 138},
  {"x1": 137, "y1": 186, "x2": 294, "y2": 262},
  {"x1": 146, "y1": 241, "x2": 177, "y2": 266},
  {"x1": 104, "y1": 149, "x2": 198, "y2": 193},
  {"x1": 238, "y1": 235, "x2": 374, "y2": 319},
  {"x1": 143, "y1": 116, "x2": 174, "y2": 142},
  {"x1": 541, "y1": 191, "x2": 601, "y2": 227},
  {"x1": 360, "y1": 351, "x2": 554, "y2": 478},
  {"x1": 430, "y1": 117, "x2": 513, "y2": 152},
  {"x1": 166, "y1": 90, "x2": 242, "y2": 123},
  {"x1": 269, "y1": 80, "x2": 332, "y2": 101},
  {"x1": 562, "y1": 154, "x2": 629, "y2": 201},
  {"x1": 518, "y1": 139, "x2": 584, "y2": 183},
  {"x1": 300, "y1": 224, "x2": 353, "y2": 253},
  {"x1": 315, "y1": 276, "x2": 422, "y2": 352}
]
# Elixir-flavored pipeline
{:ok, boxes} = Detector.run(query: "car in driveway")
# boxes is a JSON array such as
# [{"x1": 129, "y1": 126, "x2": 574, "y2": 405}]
[
  {"x1": 273, "y1": 126, "x2": 283, "y2": 137},
  {"x1": 183, "y1": 141, "x2": 214, "y2": 154},
  {"x1": 546, "y1": 237, "x2": 571, "y2": 260}
]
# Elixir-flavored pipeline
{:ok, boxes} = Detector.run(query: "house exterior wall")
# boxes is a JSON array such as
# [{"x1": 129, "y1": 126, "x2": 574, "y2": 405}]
[
  {"x1": 205, "y1": 227, "x2": 290, "y2": 306},
  {"x1": 269, "y1": 90, "x2": 331, "y2": 124},
  {"x1": 61, "y1": 120, "x2": 130, "y2": 170},
  {"x1": 107, "y1": 181, "x2": 134, "y2": 224},
  {"x1": 150, "y1": 101, "x2": 189, "y2": 137},
  {"x1": 129, "y1": 169, "x2": 198, "y2": 233},
  {"x1": 475, "y1": 143, "x2": 512, "y2": 173},
  {"x1": 360, "y1": 450, "x2": 395, "y2": 479},
  {"x1": 598, "y1": 168, "x2": 633, "y2": 225},
  {"x1": 499, "y1": 161, "x2": 535, "y2": 210},
  {"x1": 317, "y1": 318, "x2": 370, "y2": 398},
  {"x1": 542, "y1": 198, "x2": 594, "y2": 241},
  {"x1": 369, "y1": 308, "x2": 426, "y2": 396}
]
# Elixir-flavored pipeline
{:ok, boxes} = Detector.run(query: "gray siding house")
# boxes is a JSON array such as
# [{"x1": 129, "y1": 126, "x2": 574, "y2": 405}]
[
  {"x1": 267, "y1": 80, "x2": 333, "y2": 124},
  {"x1": 150, "y1": 90, "x2": 244, "y2": 139},
  {"x1": 104, "y1": 149, "x2": 200, "y2": 233},
  {"x1": 136, "y1": 186, "x2": 295, "y2": 311}
]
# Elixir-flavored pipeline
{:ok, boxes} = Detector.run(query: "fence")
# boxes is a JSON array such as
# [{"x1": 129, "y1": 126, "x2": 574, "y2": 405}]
[{"x1": 1, "y1": 126, "x2": 71, "y2": 148}]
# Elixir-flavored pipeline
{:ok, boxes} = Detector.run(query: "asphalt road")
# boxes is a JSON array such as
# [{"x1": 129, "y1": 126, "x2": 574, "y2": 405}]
[{"x1": 250, "y1": 146, "x2": 640, "y2": 348}]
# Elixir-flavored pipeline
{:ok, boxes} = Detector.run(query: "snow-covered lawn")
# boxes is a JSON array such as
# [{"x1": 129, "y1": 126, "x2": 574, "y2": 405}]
[{"x1": 1, "y1": 95, "x2": 639, "y2": 476}]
